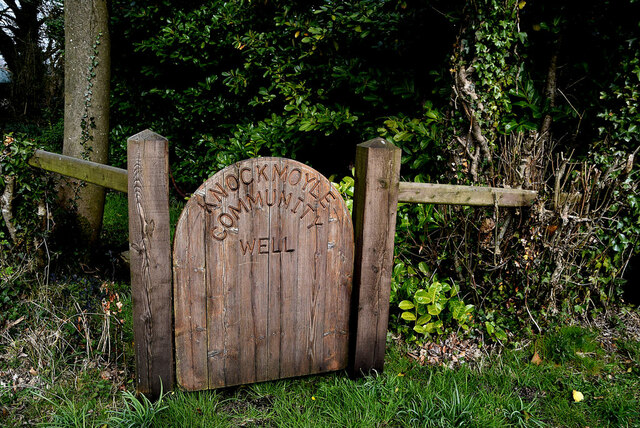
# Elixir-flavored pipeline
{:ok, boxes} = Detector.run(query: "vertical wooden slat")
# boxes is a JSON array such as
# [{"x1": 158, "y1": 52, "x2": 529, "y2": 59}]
[
  {"x1": 174, "y1": 201, "x2": 208, "y2": 391},
  {"x1": 266, "y1": 159, "x2": 284, "y2": 380},
  {"x1": 349, "y1": 138, "x2": 401, "y2": 377},
  {"x1": 127, "y1": 129, "x2": 174, "y2": 397}
]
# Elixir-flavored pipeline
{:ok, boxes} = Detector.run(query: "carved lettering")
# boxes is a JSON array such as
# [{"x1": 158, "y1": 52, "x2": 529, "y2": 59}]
[
  {"x1": 240, "y1": 239, "x2": 256, "y2": 255},
  {"x1": 219, "y1": 213, "x2": 235, "y2": 228},
  {"x1": 240, "y1": 167, "x2": 253, "y2": 185},
  {"x1": 307, "y1": 215, "x2": 323, "y2": 229},
  {"x1": 246, "y1": 191, "x2": 263, "y2": 209},
  {"x1": 309, "y1": 180, "x2": 321, "y2": 198},
  {"x1": 259, "y1": 238, "x2": 269, "y2": 254},
  {"x1": 272, "y1": 237, "x2": 282, "y2": 253},
  {"x1": 319, "y1": 190, "x2": 337, "y2": 209},
  {"x1": 239, "y1": 236, "x2": 296, "y2": 255},
  {"x1": 209, "y1": 182, "x2": 228, "y2": 203},
  {"x1": 289, "y1": 168, "x2": 302, "y2": 185},
  {"x1": 284, "y1": 236, "x2": 295, "y2": 252},
  {"x1": 265, "y1": 189, "x2": 277, "y2": 207},
  {"x1": 291, "y1": 197, "x2": 304, "y2": 214},
  {"x1": 229, "y1": 198, "x2": 250, "y2": 219},
  {"x1": 303, "y1": 173, "x2": 318, "y2": 191},
  {"x1": 257, "y1": 165, "x2": 269, "y2": 182},
  {"x1": 202, "y1": 162, "x2": 345, "y2": 248},
  {"x1": 278, "y1": 191, "x2": 292, "y2": 208},
  {"x1": 212, "y1": 226, "x2": 227, "y2": 241},
  {"x1": 225, "y1": 174, "x2": 240, "y2": 191},
  {"x1": 300, "y1": 203, "x2": 316, "y2": 220},
  {"x1": 272, "y1": 164, "x2": 288, "y2": 182}
]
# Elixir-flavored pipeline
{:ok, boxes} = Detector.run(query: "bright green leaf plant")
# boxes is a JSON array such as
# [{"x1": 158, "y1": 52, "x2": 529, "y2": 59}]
[{"x1": 394, "y1": 260, "x2": 474, "y2": 343}]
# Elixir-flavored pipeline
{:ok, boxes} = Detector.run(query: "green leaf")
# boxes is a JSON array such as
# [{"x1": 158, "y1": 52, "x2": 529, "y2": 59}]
[
  {"x1": 416, "y1": 314, "x2": 432, "y2": 325},
  {"x1": 398, "y1": 300, "x2": 415, "y2": 310},
  {"x1": 427, "y1": 303, "x2": 443, "y2": 316},
  {"x1": 424, "y1": 322, "x2": 437, "y2": 333},
  {"x1": 425, "y1": 283, "x2": 440, "y2": 304},
  {"x1": 413, "y1": 325, "x2": 426, "y2": 334},
  {"x1": 418, "y1": 261, "x2": 429, "y2": 275},
  {"x1": 401, "y1": 311, "x2": 416, "y2": 321},
  {"x1": 450, "y1": 300, "x2": 465, "y2": 320},
  {"x1": 485, "y1": 321, "x2": 495, "y2": 335},
  {"x1": 414, "y1": 289, "x2": 430, "y2": 304},
  {"x1": 495, "y1": 327, "x2": 508, "y2": 341}
]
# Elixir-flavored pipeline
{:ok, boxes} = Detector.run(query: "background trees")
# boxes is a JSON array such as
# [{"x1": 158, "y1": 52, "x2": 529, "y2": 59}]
[
  {"x1": 0, "y1": 0, "x2": 63, "y2": 117},
  {"x1": 1, "y1": 0, "x2": 638, "y2": 337}
]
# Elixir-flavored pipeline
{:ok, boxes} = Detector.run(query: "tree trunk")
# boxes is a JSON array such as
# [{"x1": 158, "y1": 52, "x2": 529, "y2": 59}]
[{"x1": 60, "y1": 0, "x2": 110, "y2": 244}]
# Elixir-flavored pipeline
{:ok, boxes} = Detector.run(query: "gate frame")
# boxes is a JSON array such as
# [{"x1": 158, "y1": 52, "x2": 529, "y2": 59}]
[{"x1": 28, "y1": 129, "x2": 537, "y2": 398}]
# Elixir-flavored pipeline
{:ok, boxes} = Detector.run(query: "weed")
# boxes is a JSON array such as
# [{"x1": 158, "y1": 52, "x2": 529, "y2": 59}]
[
  {"x1": 539, "y1": 326, "x2": 601, "y2": 368},
  {"x1": 107, "y1": 387, "x2": 168, "y2": 428},
  {"x1": 36, "y1": 391, "x2": 102, "y2": 428}
]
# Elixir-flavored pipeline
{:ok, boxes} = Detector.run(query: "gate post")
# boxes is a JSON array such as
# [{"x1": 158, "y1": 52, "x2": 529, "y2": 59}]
[
  {"x1": 127, "y1": 130, "x2": 174, "y2": 398},
  {"x1": 349, "y1": 138, "x2": 401, "y2": 377}
]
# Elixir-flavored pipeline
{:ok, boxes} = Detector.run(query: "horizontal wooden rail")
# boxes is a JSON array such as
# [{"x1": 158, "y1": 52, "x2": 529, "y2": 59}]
[
  {"x1": 398, "y1": 182, "x2": 537, "y2": 207},
  {"x1": 28, "y1": 149, "x2": 128, "y2": 193}
]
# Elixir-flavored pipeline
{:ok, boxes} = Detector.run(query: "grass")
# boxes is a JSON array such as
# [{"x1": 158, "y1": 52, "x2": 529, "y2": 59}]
[
  {"x1": 2, "y1": 192, "x2": 639, "y2": 427},
  {"x1": 2, "y1": 322, "x2": 639, "y2": 427}
]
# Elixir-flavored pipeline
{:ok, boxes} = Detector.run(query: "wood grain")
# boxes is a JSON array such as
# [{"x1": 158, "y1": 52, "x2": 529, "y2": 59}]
[
  {"x1": 127, "y1": 130, "x2": 174, "y2": 398},
  {"x1": 349, "y1": 138, "x2": 401, "y2": 377},
  {"x1": 29, "y1": 149, "x2": 128, "y2": 193},
  {"x1": 398, "y1": 182, "x2": 537, "y2": 206},
  {"x1": 174, "y1": 158, "x2": 353, "y2": 390}
]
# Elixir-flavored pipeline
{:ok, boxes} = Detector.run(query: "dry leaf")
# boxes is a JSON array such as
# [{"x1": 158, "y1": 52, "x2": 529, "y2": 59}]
[
  {"x1": 572, "y1": 390, "x2": 584, "y2": 402},
  {"x1": 531, "y1": 351, "x2": 542, "y2": 365}
]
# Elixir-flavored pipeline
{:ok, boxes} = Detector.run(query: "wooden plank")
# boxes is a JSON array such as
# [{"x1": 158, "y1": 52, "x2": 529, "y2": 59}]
[
  {"x1": 398, "y1": 182, "x2": 537, "y2": 207},
  {"x1": 266, "y1": 159, "x2": 283, "y2": 380},
  {"x1": 349, "y1": 138, "x2": 401, "y2": 377},
  {"x1": 324, "y1": 184, "x2": 353, "y2": 372},
  {"x1": 127, "y1": 130, "x2": 174, "y2": 398},
  {"x1": 29, "y1": 149, "x2": 128, "y2": 193},
  {"x1": 173, "y1": 158, "x2": 353, "y2": 389},
  {"x1": 174, "y1": 201, "x2": 208, "y2": 391}
]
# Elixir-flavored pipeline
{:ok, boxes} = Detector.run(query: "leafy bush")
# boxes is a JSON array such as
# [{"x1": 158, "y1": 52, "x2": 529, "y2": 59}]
[
  {"x1": 0, "y1": 132, "x2": 56, "y2": 323},
  {"x1": 391, "y1": 259, "x2": 474, "y2": 343},
  {"x1": 110, "y1": 0, "x2": 453, "y2": 189}
]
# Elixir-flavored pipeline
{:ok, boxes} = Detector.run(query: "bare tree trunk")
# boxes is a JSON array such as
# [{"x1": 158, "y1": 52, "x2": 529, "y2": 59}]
[{"x1": 60, "y1": 0, "x2": 110, "y2": 244}]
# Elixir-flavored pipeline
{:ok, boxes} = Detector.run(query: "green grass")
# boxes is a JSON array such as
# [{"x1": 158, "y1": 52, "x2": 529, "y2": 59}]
[{"x1": 4, "y1": 326, "x2": 637, "y2": 427}]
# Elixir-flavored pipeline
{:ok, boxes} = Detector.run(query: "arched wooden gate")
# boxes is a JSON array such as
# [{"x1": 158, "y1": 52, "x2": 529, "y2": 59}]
[
  {"x1": 172, "y1": 158, "x2": 354, "y2": 390},
  {"x1": 124, "y1": 131, "x2": 401, "y2": 397}
]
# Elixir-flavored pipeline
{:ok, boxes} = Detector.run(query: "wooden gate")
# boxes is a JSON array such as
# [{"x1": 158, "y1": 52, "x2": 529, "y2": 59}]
[
  {"x1": 29, "y1": 131, "x2": 537, "y2": 397},
  {"x1": 173, "y1": 158, "x2": 354, "y2": 390}
]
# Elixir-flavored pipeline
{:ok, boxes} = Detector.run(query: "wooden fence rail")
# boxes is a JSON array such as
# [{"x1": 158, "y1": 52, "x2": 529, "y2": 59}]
[
  {"x1": 27, "y1": 149, "x2": 538, "y2": 208},
  {"x1": 398, "y1": 182, "x2": 537, "y2": 207},
  {"x1": 28, "y1": 149, "x2": 128, "y2": 193}
]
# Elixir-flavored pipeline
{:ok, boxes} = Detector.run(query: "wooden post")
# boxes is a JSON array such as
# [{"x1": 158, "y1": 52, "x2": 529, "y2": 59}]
[
  {"x1": 349, "y1": 138, "x2": 401, "y2": 377},
  {"x1": 127, "y1": 130, "x2": 174, "y2": 398}
]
